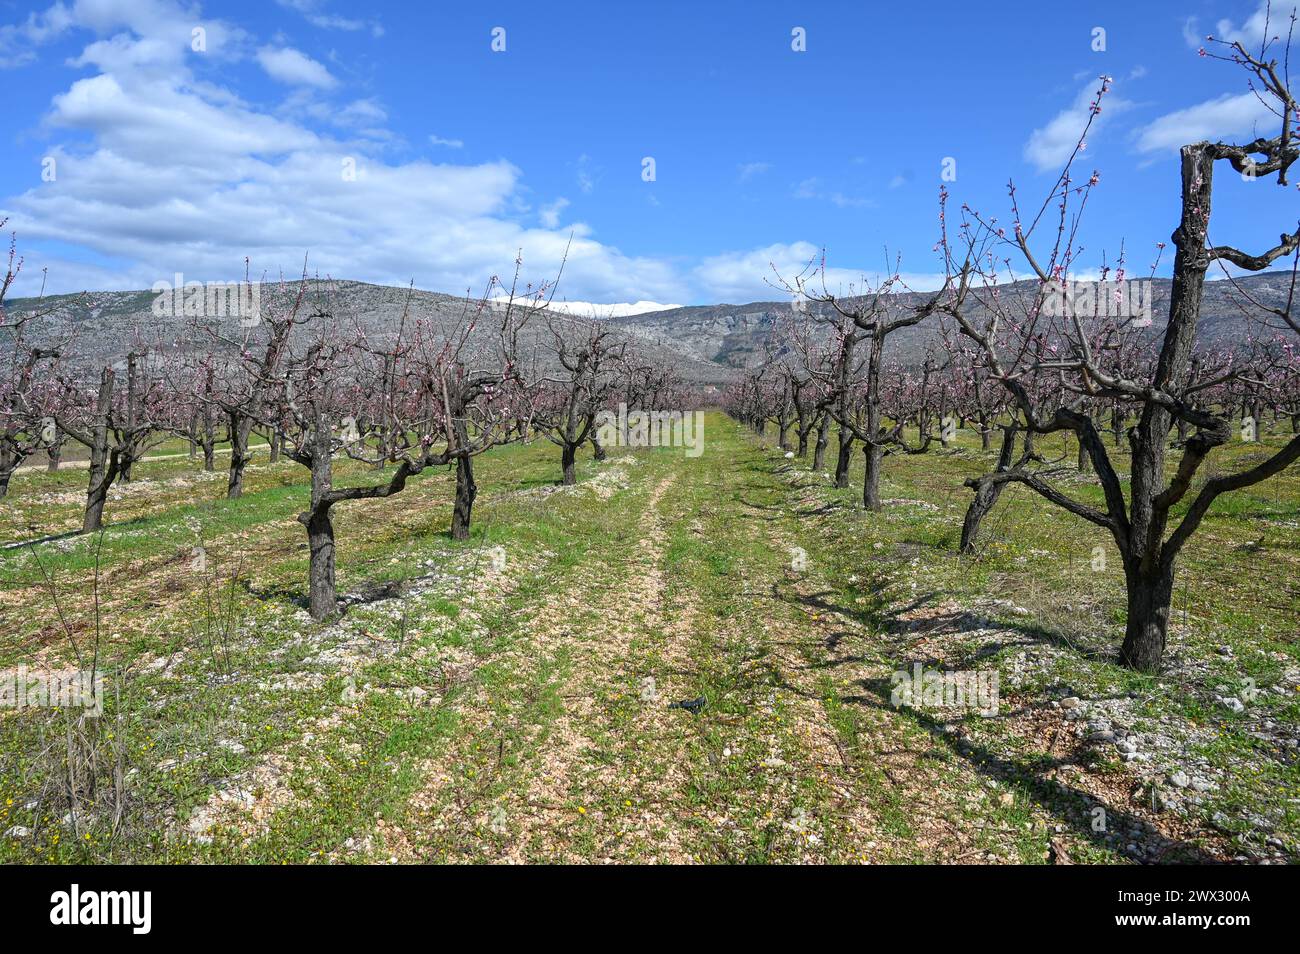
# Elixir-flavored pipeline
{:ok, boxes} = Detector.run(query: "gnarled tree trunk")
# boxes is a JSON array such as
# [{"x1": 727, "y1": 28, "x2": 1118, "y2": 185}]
[{"x1": 451, "y1": 453, "x2": 477, "y2": 541}]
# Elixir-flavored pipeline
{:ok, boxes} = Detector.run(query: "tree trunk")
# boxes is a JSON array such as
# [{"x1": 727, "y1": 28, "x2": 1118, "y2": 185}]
[
  {"x1": 82, "y1": 368, "x2": 116, "y2": 533},
  {"x1": 1119, "y1": 561, "x2": 1175, "y2": 673},
  {"x1": 451, "y1": 454, "x2": 477, "y2": 540},
  {"x1": 959, "y1": 478, "x2": 1007, "y2": 554},
  {"x1": 227, "y1": 414, "x2": 253, "y2": 499},
  {"x1": 561, "y1": 443, "x2": 577, "y2": 485},
  {"x1": 833, "y1": 424, "x2": 853, "y2": 488},
  {"x1": 812, "y1": 412, "x2": 830, "y2": 471},
  {"x1": 959, "y1": 426, "x2": 1019, "y2": 554},
  {"x1": 862, "y1": 442, "x2": 883, "y2": 511},
  {"x1": 1116, "y1": 143, "x2": 1216, "y2": 674},
  {"x1": 1077, "y1": 437, "x2": 1091, "y2": 473},
  {"x1": 83, "y1": 452, "x2": 118, "y2": 533},
  {"x1": 591, "y1": 436, "x2": 607, "y2": 461},
  {"x1": 299, "y1": 424, "x2": 339, "y2": 621},
  {"x1": 305, "y1": 505, "x2": 337, "y2": 621},
  {"x1": 200, "y1": 373, "x2": 215, "y2": 471},
  {"x1": 46, "y1": 432, "x2": 63, "y2": 472}
]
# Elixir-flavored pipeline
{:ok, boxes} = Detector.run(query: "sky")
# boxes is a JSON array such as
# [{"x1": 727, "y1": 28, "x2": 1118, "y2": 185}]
[{"x1": 0, "y1": 0, "x2": 1296, "y2": 309}]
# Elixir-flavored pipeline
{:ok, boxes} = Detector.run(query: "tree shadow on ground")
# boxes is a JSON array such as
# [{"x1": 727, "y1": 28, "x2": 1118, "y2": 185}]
[{"x1": 775, "y1": 669, "x2": 1226, "y2": 863}]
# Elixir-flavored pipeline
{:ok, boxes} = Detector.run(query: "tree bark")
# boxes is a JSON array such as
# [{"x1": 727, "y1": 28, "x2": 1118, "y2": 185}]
[
  {"x1": 304, "y1": 505, "x2": 337, "y2": 622},
  {"x1": 561, "y1": 443, "x2": 577, "y2": 485},
  {"x1": 1117, "y1": 143, "x2": 1217, "y2": 673},
  {"x1": 227, "y1": 413, "x2": 254, "y2": 498},
  {"x1": 1119, "y1": 560, "x2": 1175, "y2": 672},
  {"x1": 451, "y1": 453, "x2": 477, "y2": 541},
  {"x1": 862, "y1": 442, "x2": 883, "y2": 511},
  {"x1": 959, "y1": 426, "x2": 1019, "y2": 554},
  {"x1": 299, "y1": 424, "x2": 338, "y2": 621},
  {"x1": 812, "y1": 412, "x2": 830, "y2": 471},
  {"x1": 833, "y1": 423, "x2": 853, "y2": 488},
  {"x1": 82, "y1": 368, "x2": 117, "y2": 533},
  {"x1": 46, "y1": 431, "x2": 63, "y2": 472}
]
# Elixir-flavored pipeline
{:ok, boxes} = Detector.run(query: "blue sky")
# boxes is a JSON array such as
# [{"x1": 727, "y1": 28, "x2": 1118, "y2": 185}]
[{"x1": 0, "y1": 0, "x2": 1294, "y2": 308}]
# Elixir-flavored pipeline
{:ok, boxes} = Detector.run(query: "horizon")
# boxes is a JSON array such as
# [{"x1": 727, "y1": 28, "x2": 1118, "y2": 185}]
[{"x1": 5, "y1": 267, "x2": 1287, "y2": 319}]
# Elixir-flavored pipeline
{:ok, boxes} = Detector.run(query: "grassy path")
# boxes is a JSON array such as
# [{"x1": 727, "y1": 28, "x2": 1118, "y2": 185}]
[{"x1": 372, "y1": 418, "x2": 1062, "y2": 863}]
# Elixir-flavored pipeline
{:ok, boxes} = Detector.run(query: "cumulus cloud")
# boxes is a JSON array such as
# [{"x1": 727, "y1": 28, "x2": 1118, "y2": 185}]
[
  {"x1": 1135, "y1": 91, "x2": 1281, "y2": 153},
  {"x1": 256, "y1": 45, "x2": 337, "y2": 88},
  {"x1": 0, "y1": 0, "x2": 893, "y2": 309},
  {"x1": 0, "y1": 1, "x2": 74, "y2": 66},
  {"x1": 1212, "y1": 1, "x2": 1297, "y2": 47},
  {"x1": 691, "y1": 241, "x2": 942, "y2": 303},
  {"x1": 1024, "y1": 77, "x2": 1132, "y2": 172},
  {"x1": 0, "y1": 0, "x2": 696, "y2": 304},
  {"x1": 539, "y1": 198, "x2": 570, "y2": 229}
]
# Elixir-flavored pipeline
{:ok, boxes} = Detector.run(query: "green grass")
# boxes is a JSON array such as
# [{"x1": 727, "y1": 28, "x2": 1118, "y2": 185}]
[{"x1": 0, "y1": 414, "x2": 1296, "y2": 863}]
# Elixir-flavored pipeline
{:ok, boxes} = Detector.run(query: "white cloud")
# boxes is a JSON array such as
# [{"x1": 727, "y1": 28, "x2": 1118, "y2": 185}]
[
  {"x1": 737, "y1": 161, "x2": 770, "y2": 182},
  {"x1": 0, "y1": 1, "x2": 701, "y2": 305},
  {"x1": 792, "y1": 177, "x2": 872, "y2": 208},
  {"x1": 1, "y1": 0, "x2": 934, "y2": 311},
  {"x1": 575, "y1": 154, "x2": 597, "y2": 194},
  {"x1": 539, "y1": 198, "x2": 570, "y2": 228},
  {"x1": 1135, "y1": 91, "x2": 1280, "y2": 152},
  {"x1": 1214, "y1": 1, "x2": 1297, "y2": 47},
  {"x1": 1024, "y1": 77, "x2": 1132, "y2": 172},
  {"x1": 275, "y1": 0, "x2": 382, "y2": 36},
  {"x1": 336, "y1": 98, "x2": 386, "y2": 125},
  {"x1": 257, "y1": 46, "x2": 337, "y2": 88},
  {"x1": 691, "y1": 241, "x2": 943, "y2": 303},
  {"x1": 0, "y1": 1, "x2": 74, "y2": 66},
  {"x1": 428, "y1": 134, "x2": 464, "y2": 149}
]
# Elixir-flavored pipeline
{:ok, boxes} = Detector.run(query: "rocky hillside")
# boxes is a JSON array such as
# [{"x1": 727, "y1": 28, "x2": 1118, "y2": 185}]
[
  {"x1": 3, "y1": 281, "x2": 735, "y2": 386},
  {"x1": 608, "y1": 273, "x2": 1297, "y2": 368},
  {"x1": 5, "y1": 273, "x2": 1294, "y2": 383}
]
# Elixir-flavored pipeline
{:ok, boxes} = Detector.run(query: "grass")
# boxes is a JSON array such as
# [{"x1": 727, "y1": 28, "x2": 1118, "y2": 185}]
[{"x1": 0, "y1": 413, "x2": 1296, "y2": 863}]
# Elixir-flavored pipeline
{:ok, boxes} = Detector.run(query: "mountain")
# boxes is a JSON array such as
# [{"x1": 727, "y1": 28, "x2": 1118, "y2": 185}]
[
  {"x1": 607, "y1": 272, "x2": 1298, "y2": 368},
  {"x1": 2, "y1": 281, "x2": 731, "y2": 385},
  {"x1": 5, "y1": 273, "x2": 1294, "y2": 385}
]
